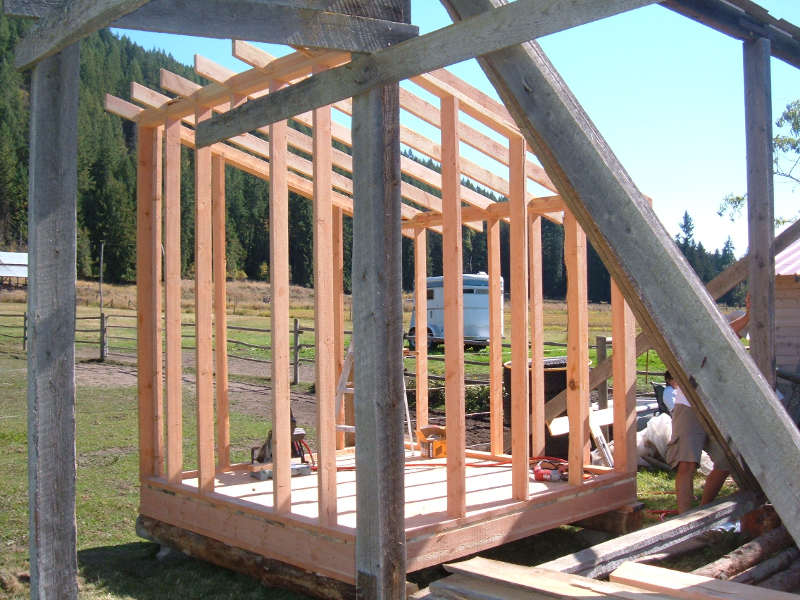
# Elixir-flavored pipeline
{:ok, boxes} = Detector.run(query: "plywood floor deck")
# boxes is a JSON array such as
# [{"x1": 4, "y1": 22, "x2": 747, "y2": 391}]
[{"x1": 180, "y1": 454, "x2": 619, "y2": 530}]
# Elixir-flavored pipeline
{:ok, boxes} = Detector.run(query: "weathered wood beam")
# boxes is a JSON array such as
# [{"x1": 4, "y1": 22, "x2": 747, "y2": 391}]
[
  {"x1": 4, "y1": 0, "x2": 63, "y2": 18},
  {"x1": 442, "y1": 0, "x2": 800, "y2": 544},
  {"x1": 663, "y1": 0, "x2": 800, "y2": 71},
  {"x1": 539, "y1": 491, "x2": 759, "y2": 578},
  {"x1": 27, "y1": 43, "x2": 80, "y2": 600},
  {"x1": 196, "y1": 0, "x2": 657, "y2": 147},
  {"x1": 14, "y1": 0, "x2": 151, "y2": 70},
  {"x1": 351, "y1": 1, "x2": 408, "y2": 591},
  {"x1": 744, "y1": 36, "x2": 776, "y2": 387},
  {"x1": 111, "y1": 0, "x2": 417, "y2": 52}
]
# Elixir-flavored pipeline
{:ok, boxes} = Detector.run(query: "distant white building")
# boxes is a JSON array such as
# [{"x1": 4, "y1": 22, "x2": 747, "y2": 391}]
[{"x1": 0, "y1": 252, "x2": 28, "y2": 282}]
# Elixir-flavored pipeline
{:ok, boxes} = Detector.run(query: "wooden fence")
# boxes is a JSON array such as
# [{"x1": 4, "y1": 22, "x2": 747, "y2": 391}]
[{"x1": 0, "y1": 312, "x2": 666, "y2": 387}]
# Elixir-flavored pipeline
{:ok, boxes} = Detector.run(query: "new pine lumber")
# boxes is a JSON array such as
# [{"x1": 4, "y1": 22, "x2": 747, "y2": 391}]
[
  {"x1": 610, "y1": 561, "x2": 800, "y2": 600},
  {"x1": 440, "y1": 557, "x2": 678, "y2": 599}
]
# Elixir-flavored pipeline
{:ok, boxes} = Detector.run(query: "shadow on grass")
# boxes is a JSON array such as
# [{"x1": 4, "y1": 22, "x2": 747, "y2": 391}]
[{"x1": 78, "y1": 542, "x2": 309, "y2": 599}]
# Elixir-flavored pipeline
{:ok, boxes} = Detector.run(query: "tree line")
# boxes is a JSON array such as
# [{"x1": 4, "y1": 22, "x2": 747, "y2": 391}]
[{"x1": 0, "y1": 14, "x2": 748, "y2": 303}]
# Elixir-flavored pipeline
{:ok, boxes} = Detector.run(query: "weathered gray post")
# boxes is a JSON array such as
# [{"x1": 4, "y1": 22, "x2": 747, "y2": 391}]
[
  {"x1": 744, "y1": 37, "x2": 776, "y2": 388},
  {"x1": 352, "y1": 2, "x2": 409, "y2": 596},
  {"x1": 27, "y1": 44, "x2": 80, "y2": 600},
  {"x1": 595, "y1": 335, "x2": 609, "y2": 410},
  {"x1": 100, "y1": 312, "x2": 107, "y2": 361},
  {"x1": 292, "y1": 318, "x2": 300, "y2": 385}
]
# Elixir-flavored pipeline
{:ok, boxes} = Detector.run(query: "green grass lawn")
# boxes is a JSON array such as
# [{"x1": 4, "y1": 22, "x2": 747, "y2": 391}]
[
  {"x1": 0, "y1": 355, "x2": 308, "y2": 600},
  {"x1": 0, "y1": 296, "x2": 739, "y2": 598}
]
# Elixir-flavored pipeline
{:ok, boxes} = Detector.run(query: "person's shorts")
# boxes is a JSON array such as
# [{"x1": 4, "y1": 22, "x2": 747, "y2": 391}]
[{"x1": 666, "y1": 404, "x2": 730, "y2": 471}]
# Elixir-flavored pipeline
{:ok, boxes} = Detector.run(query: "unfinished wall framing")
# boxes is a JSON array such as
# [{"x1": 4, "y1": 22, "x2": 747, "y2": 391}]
[{"x1": 107, "y1": 41, "x2": 640, "y2": 584}]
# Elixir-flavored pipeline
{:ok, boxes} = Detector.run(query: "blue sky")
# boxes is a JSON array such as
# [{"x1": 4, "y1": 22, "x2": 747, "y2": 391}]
[{"x1": 112, "y1": 0, "x2": 800, "y2": 257}]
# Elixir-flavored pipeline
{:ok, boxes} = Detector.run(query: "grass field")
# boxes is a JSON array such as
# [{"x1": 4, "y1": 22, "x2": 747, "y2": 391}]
[
  {"x1": 0, "y1": 279, "x2": 676, "y2": 391},
  {"x1": 0, "y1": 281, "x2": 742, "y2": 598}
]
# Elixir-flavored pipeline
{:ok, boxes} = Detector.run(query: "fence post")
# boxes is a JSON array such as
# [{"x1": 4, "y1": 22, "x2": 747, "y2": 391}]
[
  {"x1": 99, "y1": 312, "x2": 107, "y2": 361},
  {"x1": 595, "y1": 335, "x2": 608, "y2": 410},
  {"x1": 293, "y1": 318, "x2": 300, "y2": 385},
  {"x1": 22, "y1": 312, "x2": 27, "y2": 352}
]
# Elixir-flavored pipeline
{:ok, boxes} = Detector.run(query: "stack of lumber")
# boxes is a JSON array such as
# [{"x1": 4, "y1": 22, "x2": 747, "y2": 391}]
[{"x1": 415, "y1": 556, "x2": 800, "y2": 599}]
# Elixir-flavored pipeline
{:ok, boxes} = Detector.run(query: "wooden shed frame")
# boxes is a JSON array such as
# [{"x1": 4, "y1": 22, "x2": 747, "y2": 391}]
[
  {"x1": 9, "y1": 0, "x2": 800, "y2": 598},
  {"x1": 104, "y1": 38, "x2": 642, "y2": 586}
]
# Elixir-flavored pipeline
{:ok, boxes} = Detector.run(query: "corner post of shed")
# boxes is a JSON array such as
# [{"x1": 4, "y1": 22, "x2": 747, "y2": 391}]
[
  {"x1": 744, "y1": 36, "x2": 776, "y2": 387},
  {"x1": 27, "y1": 43, "x2": 80, "y2": 600},
  {"x1": 351, "y1": 3, "x2": 409, "y2": 595}
]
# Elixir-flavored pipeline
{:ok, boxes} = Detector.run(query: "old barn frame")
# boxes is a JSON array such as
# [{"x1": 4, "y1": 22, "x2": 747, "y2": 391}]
[{"x1": 9, "y1": 0, "x2": 800, "y2": 598}]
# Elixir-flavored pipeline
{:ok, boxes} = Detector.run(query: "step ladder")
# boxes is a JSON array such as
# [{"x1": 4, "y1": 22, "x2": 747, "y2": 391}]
[{"x1": 334, "y1": 344, "x2": 416, "y2": 455}]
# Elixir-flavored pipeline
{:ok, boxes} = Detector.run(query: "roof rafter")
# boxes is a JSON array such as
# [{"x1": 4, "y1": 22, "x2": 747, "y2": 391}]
[
  {"x1": 14, "y1": 0, "x2": 151, "y2": 70},
  {"x1": 196, "y1": 0, "x2": 657, "y2": 147}
]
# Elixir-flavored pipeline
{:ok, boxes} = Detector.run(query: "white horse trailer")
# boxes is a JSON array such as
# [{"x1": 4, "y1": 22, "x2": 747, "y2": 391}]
[{"x1": 408, "y1": 272, "x2": 503, "y2": 350}]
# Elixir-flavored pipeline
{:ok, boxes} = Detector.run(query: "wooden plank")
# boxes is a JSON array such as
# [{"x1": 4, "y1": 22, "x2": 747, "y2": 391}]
[
  {"x1": 610, "y1": 561, "x2": 800, "y2": 600},
  {"x1": 509, "y1": 134, "x2": 529, "y2": 500},
  {"x1": 611, "y1": 281, "x2": 636, "y2": 474},
  {"x1": 114, "y1": 1, "x2": 417, "y2": 51},
  {"x1": 351, "y1": 52, "x2": 407, "y2": 596},
  {"x1": 744, "y1": 37, "x2": 776, "y2": 387},
  {"x1": 487, "y1": 218, "x2": 503, "y2": 455},
  {"x1": 313, "y1": 85, "x2": 337, "y2": 526},
  {"x1": 414, "y1": 226, "x2": 429, "y2": 430},
  {"x1": 14, "y1": 0, "x2": 150, "y2": 70},
  {"x1": 151, "y1": 125, "x2": 164, "y2": 479},
  {"x1": 137, "y1": 50, "x2": 349, "y2": 127},
  {"x1": 212, "y1": 153, "x2": 229, "y2": 470},
  {"x1": 196, "y1": 0, "x2": 657, "y2": 147},
  {"x1": 564, "y1": 212, "x2": 589, "y2": 484},
  {"x1": 528, "y1": 213, "x2": 545, "y2": 458},
  {"x1": 269, "y1": 80, "x2": 292, "y2": 514},
  {"x1": 3, "y1": 0, "x2": 62, "y2": 18},
  {"x1": 27, "y1": 45, "x2": 79, "y2": 600},
  {"x1": 137, "y1": 515, "x2": 356, "y2": 596},
  {"x1": 441, "y1": 1, "x2": 800, "y2": 533},
  {"x1": 333, "y1": 207, "x2": 346, "y2": 450},
  {"x1": 136, "y1": 124, "x2": 159, "y2": 482},
  {"x1": 164, "y1": 117, "x2": 182, "y2": 484},
  {"x1": 441, "y1": 93, "x2": 466, "y2": 518},
  {"x1": 139, "y1": 486, "x2": 356, "y2": 584},
  {"x1": 442, "y1": 557, "x2": 678, "y2": 600},
  {"x1": 194, "y1": 106, "x2": 215, "y2": 495},
  {"x1": 406, "y1": 475, "x2": 636, "y2": 571},
  {"x1": 539, "y1": 491, "x2": 758, "y2": 579}
]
